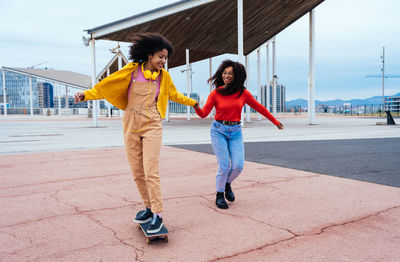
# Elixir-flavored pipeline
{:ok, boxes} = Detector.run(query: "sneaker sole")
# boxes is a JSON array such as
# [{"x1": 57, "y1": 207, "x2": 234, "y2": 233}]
[
  {"x1": 134, "y1": 217, "x2": 152, "y2": 224},
  {"x1": 146, "y1": 222, "x2": 164, "y2": 234},
  {"x1": 216, "y1": 204, "x2": 229, "y2": 209}
]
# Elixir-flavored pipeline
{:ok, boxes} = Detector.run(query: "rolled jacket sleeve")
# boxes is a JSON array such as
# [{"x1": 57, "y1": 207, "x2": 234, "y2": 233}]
[{"x1": 167, "y1": 74, "x2": 197, "y2": 106}]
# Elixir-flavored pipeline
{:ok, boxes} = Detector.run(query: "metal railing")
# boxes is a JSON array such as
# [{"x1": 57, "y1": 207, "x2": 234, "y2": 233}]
[
  {"x1": 286, "y1": 104, "x2": 400, "y2": 117},
  {"x1": 2, "y1": 103, "x2": 399, "y2": 118}
]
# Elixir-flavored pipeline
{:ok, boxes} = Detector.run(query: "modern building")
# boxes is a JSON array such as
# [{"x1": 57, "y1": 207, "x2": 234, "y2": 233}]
[
  {"x1": 1, "y1": 67, "x2": 91, "y2": 114},
  {"x1": 260, "y1": 81, "x2": 286, "y2": 113},
  {"x1": 53, "y1": 97, "x2": 105, "y2": 109},
  {"x1": 0, "y1": 71, "x2": 39, "y2": 109},
  {"x1": 168, "y1": 93, "x2": 200, "y2": 114},
  {"x1": 244, "y1": 94, "x2": 258, "y2": 113},
  {"x1": 1, "y1": 49, "x2": 125, "y2": 116},
  {"x1": 37, "y1": 82, "x2": 54, "y2": 108},
  {"x1": 386, "y1": 95, "x2": 400, "y2": 112}
]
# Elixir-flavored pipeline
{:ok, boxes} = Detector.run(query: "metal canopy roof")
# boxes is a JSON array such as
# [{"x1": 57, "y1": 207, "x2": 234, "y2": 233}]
[
  {"x1": 85, "y1": 0, "x2": 324, "y2": 68},
  {"x1": 96, "y1": 51, "x2": 129, "y2": 82},
  {"x1": 4, "y1": 67, "x2": 91, "y2": 90}
]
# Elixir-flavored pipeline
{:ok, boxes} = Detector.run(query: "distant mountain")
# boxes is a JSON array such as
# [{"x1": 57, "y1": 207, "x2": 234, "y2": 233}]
[
  {"x1": 286, "y1": 92, "x2": 400, "y2": 108},
  {"x1": 286, "y1": 99, "x2": 308, "y2": 107}
]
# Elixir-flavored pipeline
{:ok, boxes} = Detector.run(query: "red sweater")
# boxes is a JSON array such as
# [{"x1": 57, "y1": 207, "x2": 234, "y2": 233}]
[{"x1": 195, "y1": 88, "x2": 280, "y2": 126}]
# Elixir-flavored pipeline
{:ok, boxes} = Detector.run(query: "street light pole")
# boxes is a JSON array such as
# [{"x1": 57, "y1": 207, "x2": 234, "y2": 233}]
[
  {"x1": 381, "y1": 46, "x2": 385, "y2": 111},
  {"x1": 237, "y1": 0, "x2": 244, "y2": 127},
  {"x1": 186, "y1": 49, "x2": 190, "y2": 120},
  {"x1": 2, "y1": 69, "x2": 6, "y2": 116},
  {"x1": 90, "y1": 37, "x2": 98, "y2": 127}
]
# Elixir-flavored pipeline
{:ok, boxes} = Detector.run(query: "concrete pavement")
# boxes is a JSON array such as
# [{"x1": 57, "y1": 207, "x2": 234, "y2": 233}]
[
  {"x1": 174, "y1": 138, "x2": 400, "y2": 187},
  {"x1": 1, "y1": 115, "x2": 399, "y2": 261},
  {"x1": 1, "y1": 115, "x2": 400, "y2": 154}
]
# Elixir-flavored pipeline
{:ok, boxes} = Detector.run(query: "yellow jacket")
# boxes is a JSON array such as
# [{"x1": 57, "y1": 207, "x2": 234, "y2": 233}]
[{"x1": 83, "y1": 62, "x2": 197, "y2": 118}]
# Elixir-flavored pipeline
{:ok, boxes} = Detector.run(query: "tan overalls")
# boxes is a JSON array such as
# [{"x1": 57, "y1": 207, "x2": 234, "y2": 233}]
[{"x1": 123, "y1": 69, "x2": 163, "y2": 213}]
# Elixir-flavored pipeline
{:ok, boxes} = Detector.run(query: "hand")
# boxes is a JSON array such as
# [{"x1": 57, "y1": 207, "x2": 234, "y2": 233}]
[
  {"x1": 277, "y1": 123, "x2": 284, "y2": 130},
  {"x1": 74, "y1": 92, "x2": 85, "y2": 104},
  {"x1": 193, "y1": 102, "x2": 199, "y2": 109}
]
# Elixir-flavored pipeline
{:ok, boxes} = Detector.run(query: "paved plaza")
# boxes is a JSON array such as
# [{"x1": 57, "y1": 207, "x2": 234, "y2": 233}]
[{"x1": 0, "y1": 115, "x2": 399, "y2": 261}]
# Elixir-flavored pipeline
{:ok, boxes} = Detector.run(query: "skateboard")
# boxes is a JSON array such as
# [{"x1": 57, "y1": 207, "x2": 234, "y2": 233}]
[{"x1": 137, "y1": 221, "x2": 169, "y2": 244}]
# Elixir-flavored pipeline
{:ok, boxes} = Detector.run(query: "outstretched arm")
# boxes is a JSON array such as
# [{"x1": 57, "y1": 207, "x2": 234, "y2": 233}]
[
  {"x1": 167, "y1": 74, "x2": 197, "y2": 106},
  {"x1": 245, "y1": 90, "x2": 283, "y2": 129},
  {"x1": 194, "y1": 91, "x2": 216, "y2": 118}
]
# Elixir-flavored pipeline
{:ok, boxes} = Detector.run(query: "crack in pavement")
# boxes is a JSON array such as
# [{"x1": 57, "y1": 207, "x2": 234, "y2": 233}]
[
  {"x1": 162, "y1": 175, "x2": 321, "y2": 204},
  {"x1": 102, "y1": 192, "x2": 140, "y2": 206},
  {"x1": 209, "y1": 205, "x2": 400, "y2": 261},
  {"x1": 84, "y1": 213, "x2": 145, "y2": 262},
  {"x1": 0, "y1": 241, "x2": 50, "y2": 260},
  {"x1": 163, "y1": 193, "x2": 215, "y2": 201},
  {"x1": 198, "y1": 197, "x2": 299, "y2": 238},
  {"x1": 51, "y1": 190, "x2": 146, "y2": 262},
  {"x1": 50, "y1": 189, "x2": 79, "y2": 212},
  {"x1": 33, "y1": 243, "x2": 106, "y2": 262},
  {"x1": 1, "y1": 190, "x2": 135, "y2": 229},
  {"x1": 210, "y1": 235, "x2": 298, "y2": 262},
  {"x1": 0, "y1": 190, "x2": 62, "y2": 199},
  {"x1": 36, "y1": 189, "x2": 145, "y2": 261},
  {"x1": 0, "y1": 205, "x2": 135, "y2": 228},
  {"x1": 0, "y1": 229, "x2": 19, "y2": 239},
  {"x1": 0, "y1": 172, "x2": 129, "y2": 190},
  {"x1": 314, "y1": 205, "x2": 400, "y2": 236},
  {"x1": 244, "y1": 216, "x2": 299, "y2": 237},
  {"x1": 237, "y1": 174, "x2": 321, "y2": 187}
]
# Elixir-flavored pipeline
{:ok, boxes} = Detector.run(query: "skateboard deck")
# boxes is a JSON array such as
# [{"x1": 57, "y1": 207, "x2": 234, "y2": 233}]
[{"x1": 137, "y1": 222, "x2": 169, "y2": 244}]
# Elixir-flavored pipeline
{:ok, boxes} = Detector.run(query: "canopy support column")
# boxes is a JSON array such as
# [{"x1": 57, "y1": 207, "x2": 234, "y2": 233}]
[
  {"x1": 107, "y1": 68, "x2": 111, "y2": 117},
  {"x1": 90, "y1": 37, "x2": 99, "y2": 127},
  {"x1": 29, "y1": 76, "x2": 33, "y2": 116},
  {"x1": 257, "y1": 48, "x2": 261, "y2": 120},
  {"x1": 245, "y1": 55, "x2": 251, "y2": 123},
  {"x1": 272, "y1": 38, "x2": 277, "y2": 115},
  {"x1": 186, "y1": 49, "x2": 191, "y2": 120},
  {"x1": 266, "y1": 42, "x2": 270, "y2": 112},
  {"x1": 237, "y1": 0, "x2": 244, "y2": 127},
  {"x1": 65, "y1": 85, "x2": 69, "y2": 116},
  {"x1": 308, "y1": 9, "x2": 316, "y2": 124},
  {"x1": 2, "y1": 69, "x2": 7, "y2": 116},
  {"x1": 165, "y1": 59, "x2": 170, "y2": 122}
]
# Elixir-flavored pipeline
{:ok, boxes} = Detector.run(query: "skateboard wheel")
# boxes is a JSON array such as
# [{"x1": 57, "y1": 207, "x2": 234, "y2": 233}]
[
  {"x1": 164, "y1": 236, "x2": 169, "y2": 242},
  {"x1": 137, "y1": 225, "x2": 141, "y2": 230},
  {"x1": 146, "y1": 238, "x2": 151, "y2": 245}
]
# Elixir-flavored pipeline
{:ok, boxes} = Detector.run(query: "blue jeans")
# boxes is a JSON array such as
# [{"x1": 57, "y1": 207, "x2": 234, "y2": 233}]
[{"x1": 210, "y1": 120, "x2": 244, "y2": 192}]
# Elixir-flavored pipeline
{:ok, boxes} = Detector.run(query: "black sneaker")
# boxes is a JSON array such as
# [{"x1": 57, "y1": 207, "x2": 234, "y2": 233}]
[
  {"x1": 216, "y1": 192, "x2": 228, "y2": 209},
  {"x1": 147, "y1": 214, "x2": 163, "y2": 234},
  {"x1": 225, "y1": 183, "x2": 235, "y2": 202},
  {"x1": 134, "y1": 208, "x2": 153, "y2": 224}
]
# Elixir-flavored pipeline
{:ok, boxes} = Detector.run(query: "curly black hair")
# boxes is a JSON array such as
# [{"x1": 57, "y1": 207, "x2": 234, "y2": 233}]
[
  {"x1": 128, "y1": 32, "x2": 173, "y2": 63},
  {"x1": 208, "y1": 60, "x2": 247, "y2": 97}
]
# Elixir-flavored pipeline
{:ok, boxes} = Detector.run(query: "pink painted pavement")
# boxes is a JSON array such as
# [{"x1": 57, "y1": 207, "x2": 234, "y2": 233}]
[{"x1": 1, "y1": 146, "x2": 399, "y2": 261}]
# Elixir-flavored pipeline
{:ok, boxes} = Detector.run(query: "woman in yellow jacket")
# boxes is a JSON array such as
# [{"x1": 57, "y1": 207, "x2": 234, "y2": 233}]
[{"x1": 74, "y1": 33, "x2": 197, "y2": 233}]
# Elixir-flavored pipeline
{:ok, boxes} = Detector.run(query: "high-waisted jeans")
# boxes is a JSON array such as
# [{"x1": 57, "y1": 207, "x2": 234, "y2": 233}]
[{"x1": 210, "y1": 120, "x2": 244, "y2": 192}]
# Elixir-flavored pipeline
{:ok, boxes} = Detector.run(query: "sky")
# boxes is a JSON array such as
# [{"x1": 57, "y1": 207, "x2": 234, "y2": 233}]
[{"x1": 0, "y1": 0, "x2": 399, "y2": 102}]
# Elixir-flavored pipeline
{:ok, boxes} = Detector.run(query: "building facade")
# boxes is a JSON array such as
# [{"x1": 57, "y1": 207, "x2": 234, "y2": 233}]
[
  {"x1": 260, "y1": 81, "x2": 286, "y2": 113},
  {"x1": 1, "y1": 69, "x2": 90, "y2": 112},
  {"x1": 0, "y1": 71, "x2": 39, "y2": 109},
  {"x1": 168, "y1": 93, "x2": 200, "y2": 113},
  {"x1": 37, "y1": 82, "x2": 54, "y2": 108},
  {"x1": 386, "y1": 96, "x2": 400, "y2": 112}
]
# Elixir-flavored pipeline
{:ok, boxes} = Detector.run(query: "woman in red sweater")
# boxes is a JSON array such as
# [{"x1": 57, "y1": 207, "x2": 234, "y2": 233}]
[{"x1": 194, "y1": 60, "x2": 283, "y2": 209}]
